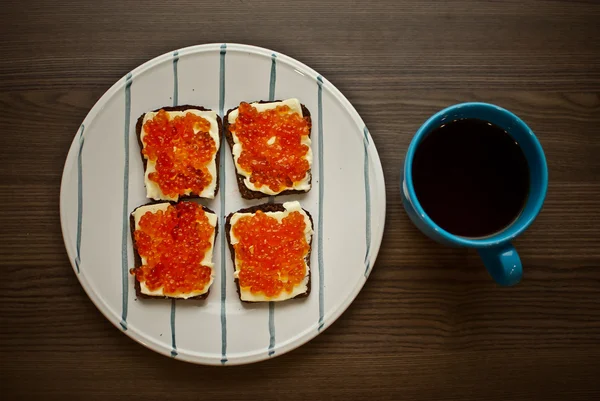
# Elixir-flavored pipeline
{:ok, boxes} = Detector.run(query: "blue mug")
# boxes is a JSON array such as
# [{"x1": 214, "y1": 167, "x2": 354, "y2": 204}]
[{"x1": 401, "y1": 102, "x2": 548, "y2": 286}]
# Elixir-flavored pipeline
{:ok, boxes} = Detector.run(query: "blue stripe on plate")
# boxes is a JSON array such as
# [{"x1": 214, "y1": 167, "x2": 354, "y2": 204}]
[
  {"x1": 170, "y1": 51, "x2": 179, "y2": 357},
  {"x1": 120, "y1": 72, "x2": 133, "y2": 331},
  {"x1": 267, "y1": 52, "x2": 277, "y2": 355},
  {"x1": 268, "y1": 302, "x2": 276, "y2": 356},
  {"x1": 219, "y1": 43, "x2": 228, "y2": 364},
  {"x1": 363, "y1": 126, "x2": 372, "y2": 276},
  {"x1": 170, "y1": 300, "x2": 177, "y2": 357},
  {"x1": 269, "y1": 53, "x2": 277, "y2": 102},
  {"x1": 74, "y1": 124, "x2": 85, "y2": 274},
  {"x1": 172, "y1": 50, "x2": 179, "y2": 106},
  {"x1": 317, "y1": 75, "x2": 325, "y2": 331}
]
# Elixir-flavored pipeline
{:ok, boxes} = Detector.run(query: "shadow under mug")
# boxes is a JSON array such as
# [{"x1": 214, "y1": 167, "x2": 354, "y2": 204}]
[{"x1": 401, "y1": 102, "x2": 548, "y2": 286}]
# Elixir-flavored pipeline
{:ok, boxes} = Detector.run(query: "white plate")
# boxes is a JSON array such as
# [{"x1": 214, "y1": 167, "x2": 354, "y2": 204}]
[{"x1": 60, "y1": 43, "x2": 386, "y2": 365}]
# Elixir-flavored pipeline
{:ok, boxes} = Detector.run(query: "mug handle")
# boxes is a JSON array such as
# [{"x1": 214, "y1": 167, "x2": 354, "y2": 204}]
[{"x1": 477, "y1": 243, "x2": 522, "y2": 286}]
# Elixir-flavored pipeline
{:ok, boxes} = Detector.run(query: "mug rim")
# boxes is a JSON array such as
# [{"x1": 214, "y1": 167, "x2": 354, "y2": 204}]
[{"x1": 403, "y1": 102, "x2": 549, "y2": 247}]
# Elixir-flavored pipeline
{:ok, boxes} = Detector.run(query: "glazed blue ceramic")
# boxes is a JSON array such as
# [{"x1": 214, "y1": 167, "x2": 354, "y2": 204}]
[{"x1": 401, "y1": 102, "x2": 548, "y2": 286}]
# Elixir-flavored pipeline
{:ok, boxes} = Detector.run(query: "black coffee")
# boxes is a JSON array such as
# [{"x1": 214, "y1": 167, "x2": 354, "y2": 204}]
[{"x1": 412, "y1": 118, "x2": 529, "y2": 237}]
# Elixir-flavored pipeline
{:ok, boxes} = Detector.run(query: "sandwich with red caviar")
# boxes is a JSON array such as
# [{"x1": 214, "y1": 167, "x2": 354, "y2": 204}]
[
  {"x1": 224, "y1": 99, "x2": 312, "y2": 199},
  {"x1": 136, "y1": 106, "x2": 222, "y2": 201},
  {"x1": 225, "y1": 201, "x2": 313, "y2": 302},
  {"x1": 130, "y1": 201, "x2": 217, "y2": 300}
]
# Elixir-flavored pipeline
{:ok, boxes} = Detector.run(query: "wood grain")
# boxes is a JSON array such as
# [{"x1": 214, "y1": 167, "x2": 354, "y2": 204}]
[{"x1": 1, "y1": 0, "x2": 600, "y2": 400}]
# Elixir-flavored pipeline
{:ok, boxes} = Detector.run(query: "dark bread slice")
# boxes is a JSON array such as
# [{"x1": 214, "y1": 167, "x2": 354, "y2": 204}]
[
  {"x1": 136, "y1": 105, "x2": 222, "y2": 201},
  {"x1": 223, "y1": 100, "x2": 312, "y2": 200},
  {"x1": 130, "y1": 201, "x2": 218, "y2": 300},
  {"x1": 225, "y1": 203, "x2": 313, "y2": 302}
]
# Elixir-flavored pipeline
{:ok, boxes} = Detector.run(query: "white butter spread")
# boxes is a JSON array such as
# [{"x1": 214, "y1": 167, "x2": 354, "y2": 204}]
[
  {"x1": 132, "y1": 203, "x2": 217, "y2": 298},
  {"x1": 227, "y1": 99, "x2": 312, "y2": 195},
  {"x1": 229, "y1": 201, "x2": 313, "y2": 302},
  {"x1": 141, "y1": 109, "x2": 220, "y2": 201}
]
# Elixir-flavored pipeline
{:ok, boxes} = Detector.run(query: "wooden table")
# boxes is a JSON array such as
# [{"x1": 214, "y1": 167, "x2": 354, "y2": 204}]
[{"x1": 2, "y1": 0, "x2": 599, "y2": 399}]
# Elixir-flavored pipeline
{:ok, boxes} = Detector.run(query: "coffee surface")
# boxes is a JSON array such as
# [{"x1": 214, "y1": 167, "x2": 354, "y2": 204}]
[{"x1": 412, "y1": 118, "x2": 530, "y2": 237}]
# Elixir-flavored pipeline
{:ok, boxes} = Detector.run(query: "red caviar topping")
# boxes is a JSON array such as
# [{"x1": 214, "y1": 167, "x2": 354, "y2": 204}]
[
  {"x1": 232, "y1": 210, "x2": 309, "y2": 297},
  {"x1": 143, "y1": 109, "x2": 216, "y2": 198},
  {"x1": 231, "y1": 103, "x2": 310, "y2": 192},
  {"x1": 131, "y1": 202, "x2": 213, "y2": 296}
]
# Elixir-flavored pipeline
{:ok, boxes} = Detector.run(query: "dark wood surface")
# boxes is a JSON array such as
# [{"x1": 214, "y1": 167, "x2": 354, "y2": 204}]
[{"x1": 1, "y1": 0, "x2": 600, "y2": 399}]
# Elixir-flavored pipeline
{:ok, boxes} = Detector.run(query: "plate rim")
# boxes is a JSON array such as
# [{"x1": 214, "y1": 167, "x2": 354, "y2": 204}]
[{"x1": 59, "y1": 43, "x2": 386, "y2": 365}]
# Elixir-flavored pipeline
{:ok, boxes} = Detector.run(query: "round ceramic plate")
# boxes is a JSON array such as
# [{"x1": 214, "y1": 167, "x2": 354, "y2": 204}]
[{"x1": 60, "y1": 43, "x2": 386, "y2": 365}]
